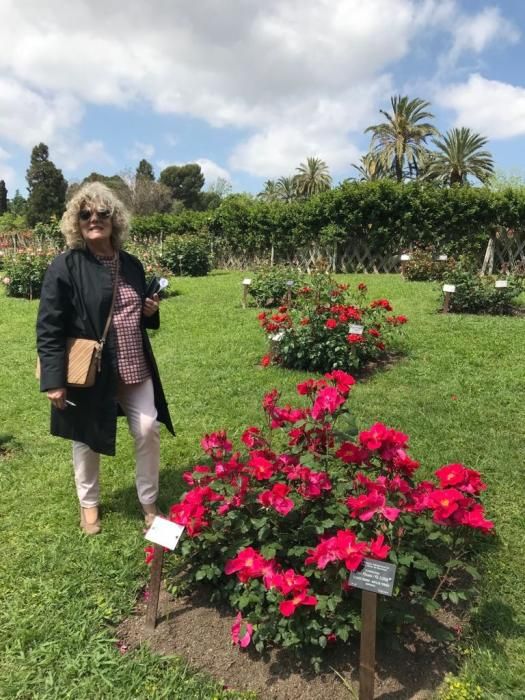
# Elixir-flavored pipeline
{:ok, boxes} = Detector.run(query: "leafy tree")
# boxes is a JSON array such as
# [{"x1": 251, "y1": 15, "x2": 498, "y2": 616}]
[
  {"x1": 0, "y1": 212, "x2": 27, "y2": 232},
  {"x1": 136, "y1": 159, "x2": 155, "y2": 181},
  {"x1": 350, "y1": 153, "x2": 388, "y2": 181},
  {"x1": 207, "y1": 177, "x2": 232, "y2": 198},
  {"x1": 197, "y1": 177, "x2": 232, "y2": 210},
  {"x1": 276, "y1": 176, "x2": 299, "y2": 202},
  {"x1": 9, "y1": 190, "x2": 27, "y2": 217},
  {"x1": 258, "y1": 180, "x2": 280, "y2": 202},
  {"x1": 26, "y1": 143, "x2": 67, "y2": 226},
  {"x1": 120, "y1": 169, "x2": 172, "y2": 215},
  {"x1": 198, "y1": 191, "x2": 222, "y2": 210},
  {"x1": 0, "y1": 180, "x2": 7, "y2": 215},
  {"x1": 159, "y1": 163, "x2": 205, "y2": 209},
  {"x1": 365, "y1": 96, "x2": 439, "y2": 182},
  {"x1": 295, "y1": 157, "x2": 332, "y2": 197},
  {"x1": 83, "y1": 172, "x2": 132, "y2": 203},
  {"x1": 424, "y1": 127, "x2": 495, "y2": 185}
]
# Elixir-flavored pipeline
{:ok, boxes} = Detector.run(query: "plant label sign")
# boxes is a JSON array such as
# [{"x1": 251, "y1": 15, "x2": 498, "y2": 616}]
[
  {"x1": 349, "y1": 324, "x2": 364, "y2": 335},
  {"x1": 400, "y1": 254, "x2": 411, "y2": 261},
  {"x1": 242, "y1": 278, "x2": 252, "y2": 286},
  {"x1": 145, "y1": 517, "x2": 185, "y2": 551},
  {"x1": 495, "y1": 280, "x2": 508, "y2": 288},
  {"x1": 442, "y1": 284, "x2": 456, "y2": 294},
  {"x1": 286, "y1": 280, "x2": 294, "y2": 287},
  {"x1": 270, "y1": 330, "x2": 285, "y2": 342},
  {"x1": 438, "y1": 254, "x2": 448, "y2": 261},
  {"x1": 349, "y1": 558, "x2": 397, "y2": 597}
]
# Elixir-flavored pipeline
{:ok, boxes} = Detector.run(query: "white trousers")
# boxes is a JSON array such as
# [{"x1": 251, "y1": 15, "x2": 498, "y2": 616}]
[{"x1": 73, "y1": 378, "x2": 160, "y2": 507}]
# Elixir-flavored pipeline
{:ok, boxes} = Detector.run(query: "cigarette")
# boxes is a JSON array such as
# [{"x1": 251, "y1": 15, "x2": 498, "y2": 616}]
[{"x1": 65, "y1": 400, "x2": 77, "y2": 407}]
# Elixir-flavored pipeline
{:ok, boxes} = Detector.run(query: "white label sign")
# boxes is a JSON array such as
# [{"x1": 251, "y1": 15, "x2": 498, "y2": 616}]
[
  {"x1": 442, "y1": 284, "x2": 456, "y2": 293},
  {"x1": 242, "y1": 278, "x2": 252, "y2": 285},
  {"x1": 349, "y1": 324, "x2": 364, "y2": 335},
  {"x1": 400, "y1": 254, "x2": 411, "y2": 261},
  {"x1": 495, "y1": 280, "x2": 508, "y2": 288},
  {"x1": 145, "y1": 517, "x2": 185, "y2": 550},
  {"x1": 270, "y1": 330, "x2": 285, "y2": 342},
  {"x1": 286, "y1": 280, "x2": 294, "y2": 287},
  {"x1": 437, "y1": 254, "x2": 448, "y2": 261}
]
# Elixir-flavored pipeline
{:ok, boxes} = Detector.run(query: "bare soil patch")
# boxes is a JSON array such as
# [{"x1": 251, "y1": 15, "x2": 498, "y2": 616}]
[{"x1": 117, "y1": 586, "x2": 459, "y2": 700}]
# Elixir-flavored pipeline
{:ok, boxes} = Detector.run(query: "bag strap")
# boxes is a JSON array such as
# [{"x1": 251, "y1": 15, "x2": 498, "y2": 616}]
[
  {"x1": 95, "y1": 254, "x2": 120, "y2": 370},
  {"x1": 101, "y1": 253, "x2": 119, "y2": 343}
]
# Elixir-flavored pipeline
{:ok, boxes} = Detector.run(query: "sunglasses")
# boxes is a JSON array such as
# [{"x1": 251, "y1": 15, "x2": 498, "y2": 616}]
[{"x1": 79, "y1": 208, "x2": 112, "y2": 221}]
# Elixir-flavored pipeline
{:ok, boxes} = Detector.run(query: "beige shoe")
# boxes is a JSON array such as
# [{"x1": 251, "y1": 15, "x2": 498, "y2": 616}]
[
  {"x1": 142, "y1": 503, "x2": 160, "y2": 529},
  {"x1": 80, "y1": 506, "x2": 101, "y2": 535}
]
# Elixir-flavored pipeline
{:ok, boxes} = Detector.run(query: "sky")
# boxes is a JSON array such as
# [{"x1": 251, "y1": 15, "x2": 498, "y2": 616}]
[{"x1": 1, "y1": 0, "x2": 525, "y2": 197}]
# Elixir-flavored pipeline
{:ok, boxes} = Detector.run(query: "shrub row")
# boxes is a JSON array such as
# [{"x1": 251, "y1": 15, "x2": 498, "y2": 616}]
[{"x1": 129, "y1": 182, "x2": 525, "y2": 266}]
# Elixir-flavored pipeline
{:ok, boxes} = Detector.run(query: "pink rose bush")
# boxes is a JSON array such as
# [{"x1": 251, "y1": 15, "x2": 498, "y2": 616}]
[
  {"x1": 258, "y1": 275, "x2": 408, "y2": 374},
  {"x1": 167, "y1": 372, "x2": 493, "y2": 660}
]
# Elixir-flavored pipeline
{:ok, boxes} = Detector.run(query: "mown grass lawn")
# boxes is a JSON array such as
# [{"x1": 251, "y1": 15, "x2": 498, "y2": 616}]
[{"x1": 0, "y1": 271, "x2": 524, "y2": 699}]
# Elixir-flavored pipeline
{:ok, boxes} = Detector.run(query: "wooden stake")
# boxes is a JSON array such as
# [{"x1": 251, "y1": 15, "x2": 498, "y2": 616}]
[
  {"x1": 443, "y1": 291, "x2": 451, "y2": 313},
  {"x1": 359, "y1": 590, "x2": 377, "y2": 700},
  {"x1": 145, "y1": 544, "x2": 164, "y2": 631},
  {"x1": 242, "y1": 284, "x2": 248, "y2": 308}
]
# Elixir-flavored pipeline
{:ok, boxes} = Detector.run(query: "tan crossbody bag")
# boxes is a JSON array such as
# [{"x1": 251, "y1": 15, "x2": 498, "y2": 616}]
[{"x1": 36, "y1": 256, "x2": 119, "y2": 388}]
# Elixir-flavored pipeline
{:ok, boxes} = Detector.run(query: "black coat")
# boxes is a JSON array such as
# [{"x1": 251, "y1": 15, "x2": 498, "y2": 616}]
[{"x1": 36, "y1": 248, "x2": 174, "y2": 456}]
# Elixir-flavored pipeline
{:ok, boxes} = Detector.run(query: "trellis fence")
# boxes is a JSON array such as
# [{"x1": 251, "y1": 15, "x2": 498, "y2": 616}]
[
  {"x1": 214, "y1": 241, "x2": 403, "y2": 273},
  {"x1": 481, "y1": 230, "x2": 525, "y2": 275},
  {"x1": 215, "y1": 230, "x2": 525, "y2": 275}
]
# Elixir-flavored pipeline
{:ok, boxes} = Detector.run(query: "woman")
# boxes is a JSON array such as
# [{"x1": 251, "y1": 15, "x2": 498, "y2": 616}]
[{"x1": 36, "y1": 182, "x2": 174, "y2": 534}]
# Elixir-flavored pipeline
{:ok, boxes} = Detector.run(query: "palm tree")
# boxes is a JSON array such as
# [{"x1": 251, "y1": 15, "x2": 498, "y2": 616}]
[
  {"x1": 351, "y1": 153, "x2": 389, "y2": 181},
  {"x1": 295, "y1": 157, "x2": 332, "y2": 197},
  {"x1": 257, "y1": 180, "x2": 280, "y2": 202},
  {"x1": 365, "y1": 95, "x2": 439, "y2": 182},
  {"x1": 276, "y1": 176, "x2": 298, "y2": 202},
  {"x1": 424, "y1": 127, "x2": 494, "y2": 185}
]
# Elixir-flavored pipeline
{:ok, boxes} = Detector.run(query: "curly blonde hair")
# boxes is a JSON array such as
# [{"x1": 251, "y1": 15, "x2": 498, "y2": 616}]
[{"x1": 61, "y1": 182, "x2": 130, "y2": 249}]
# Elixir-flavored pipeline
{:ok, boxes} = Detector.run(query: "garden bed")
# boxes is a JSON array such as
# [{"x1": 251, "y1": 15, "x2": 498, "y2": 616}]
[{"x1": 117, "y1": 585, "x2": 459, "y2": 700}]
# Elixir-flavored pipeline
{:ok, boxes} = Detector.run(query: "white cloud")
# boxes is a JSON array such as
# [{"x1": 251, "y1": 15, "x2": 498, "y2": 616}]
[
  {"x1": 437, "y1": 73, "x2": 525, "y2": 139},
  {"x1": 450, "y1": 6, "x2": 519, "y2": 58},
  {"x1": 0, "y1": 78, "x2": 82, "y2": 149},
  {"x1": 0, "y1": 0, "x2": 519, "y2": 179},
  {"x1": 195, "y1": 158, "x2": 230, "y2": 186},
  {"x1": 0, "y1": 147, "x2": 15, "y2": 189}
]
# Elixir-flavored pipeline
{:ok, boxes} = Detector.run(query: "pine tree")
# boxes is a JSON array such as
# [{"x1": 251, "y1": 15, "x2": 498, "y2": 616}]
[
  {"x1": 9, "y1": 190, "x2": 27, "y2": 216},
  {"x1": 0, "y1": 180, "x2": 7, "y2": 215},
  {"x1": 136, "y1": 159, "x2": 155, "y2": 181},
  {"x1": 26, "y1": 143, "x2": 67, "y2": 226},
  {"x1": 159, "y1": 164, "x2": 205, "y2": 209}
]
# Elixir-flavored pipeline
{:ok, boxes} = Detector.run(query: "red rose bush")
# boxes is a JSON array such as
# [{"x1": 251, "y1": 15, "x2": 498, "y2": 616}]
[
  {"x1": 258, "y1": 276, "x2": 408, "y2": 374},
  {"x1": 166, "y1": 372, "x2": 493, "y2": 661}
]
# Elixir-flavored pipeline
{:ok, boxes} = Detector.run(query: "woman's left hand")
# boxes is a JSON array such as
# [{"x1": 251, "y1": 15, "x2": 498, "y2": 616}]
[{"x1": 143, "y1": 293, "x2": 160, "y2": 317}]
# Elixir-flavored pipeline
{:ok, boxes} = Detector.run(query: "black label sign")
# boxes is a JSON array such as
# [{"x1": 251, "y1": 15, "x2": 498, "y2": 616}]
[{"x1": 349, "y1": 558, "x2": 396, "y2": 596}]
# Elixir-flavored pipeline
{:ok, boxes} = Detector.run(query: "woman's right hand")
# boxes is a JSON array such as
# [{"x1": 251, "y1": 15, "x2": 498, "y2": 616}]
[{"x1": 47, "y1": 388, "x2": 67, "y2": 410}]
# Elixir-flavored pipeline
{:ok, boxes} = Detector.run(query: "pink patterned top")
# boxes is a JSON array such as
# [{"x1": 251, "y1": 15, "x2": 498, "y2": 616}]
[{"x1": 97, "y1": 255, "x2": 150, "y2": 384}]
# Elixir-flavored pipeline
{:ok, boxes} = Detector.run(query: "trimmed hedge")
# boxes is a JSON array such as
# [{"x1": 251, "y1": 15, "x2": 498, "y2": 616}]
[{"x1": 129, "y1": 182, "x2": 525, "y2": 267}]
